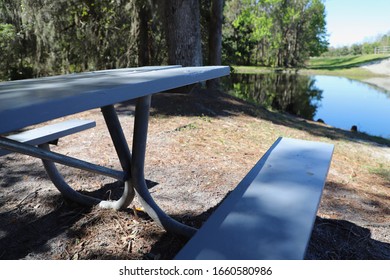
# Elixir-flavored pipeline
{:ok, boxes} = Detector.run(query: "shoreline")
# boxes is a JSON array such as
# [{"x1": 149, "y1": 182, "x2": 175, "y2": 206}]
[{"x1": 361, "y1": 58, "x2": 390, "y2": 92}]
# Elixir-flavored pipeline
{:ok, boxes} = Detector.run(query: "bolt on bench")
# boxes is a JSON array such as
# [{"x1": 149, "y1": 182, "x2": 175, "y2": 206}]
[{"x1": 176, "y1": 137, "x2": 334, "y2": 260}]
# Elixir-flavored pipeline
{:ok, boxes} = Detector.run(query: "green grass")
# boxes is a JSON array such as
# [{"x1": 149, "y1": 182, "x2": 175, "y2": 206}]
[
  {"x1": 301, "y1": 54, "x2": 390, "y2": 81},
  {"x1": 231, "y1": 65, "x2": 273, "y2": 74},
  {"x1": 368, "y1": 163, "x2": 390, "y2": 182},
  {"x1": 306, "y1": 54, "x2": 390, "y2": 70},
  {"x1": 233, "y1": 54, "x2": 390, "y2": 81},
  {"x1": 298, "y1": 67, "x2": 382, "y2": 81}
]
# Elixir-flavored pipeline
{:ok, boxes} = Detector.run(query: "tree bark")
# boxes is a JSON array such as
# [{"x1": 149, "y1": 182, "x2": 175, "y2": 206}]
[
  {"x1": 164, "y1": 0, "x2": 203, "y2": 66},
  {"x1": 207, "y1": 0, "x2": 223, "y2": 89},
  {"x1": 138, "y1": 3, "x2": 152, "y2": 66}
]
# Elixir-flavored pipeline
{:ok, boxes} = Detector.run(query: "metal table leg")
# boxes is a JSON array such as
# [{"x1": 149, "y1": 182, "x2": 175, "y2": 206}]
[
  {"x1": 131, "y1": 95, "x2": 197, "y2": 237},
  {"x1": 99, "y1": 105, "x2": 135, "y2": 210}
]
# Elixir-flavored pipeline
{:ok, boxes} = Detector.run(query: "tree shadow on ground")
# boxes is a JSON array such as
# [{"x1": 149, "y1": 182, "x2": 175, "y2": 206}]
[
  {"x1": 147, "y1": 212, "x2": 390, "y2": 260},
  {"x1": 0, "y1": 195, "x2": 90, "y2": 259},
  {"x1": 323, "y1": 181, "x2": 390, "y2": 221},
  {"x1": 0, "y1": 179, "x2": 151, "y2": 260},
  {"x1": 2, "y1": 176, "x2": 389, "y2": 260},
  {"x1": 148, "y1": 214, "x2": 390, "y2": 260},
  {"x1": 306, "y1": 217, "x2": 390, "y2": 260}
]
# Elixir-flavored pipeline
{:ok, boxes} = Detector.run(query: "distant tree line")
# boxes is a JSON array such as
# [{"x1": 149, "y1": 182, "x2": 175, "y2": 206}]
[
  {"x1": 323, "y1": 32, "x2": 390, "y2": 57},
  {"x1": 0, "y1": 0, "x2": 328, "y2": 81}
]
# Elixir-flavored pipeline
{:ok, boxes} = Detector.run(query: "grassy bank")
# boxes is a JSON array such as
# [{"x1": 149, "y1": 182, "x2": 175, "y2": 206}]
[
  {"x1": 301, "y1": 54, "x2": 390, "y2": 80},
  {"x1": 306, "y1": 54, "x2": 390, "y2": 69},
  {"x1": 233, "y1": 54, "x2": 390, "y2": 81}
]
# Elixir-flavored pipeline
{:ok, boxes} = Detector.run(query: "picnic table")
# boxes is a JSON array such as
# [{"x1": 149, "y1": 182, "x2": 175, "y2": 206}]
[
  {"x1": 0, "y1": 65, "x2": 230, "y2": 238},
  {"x1": 0, "y1": 65, "x2": 335, "y2": 259}
]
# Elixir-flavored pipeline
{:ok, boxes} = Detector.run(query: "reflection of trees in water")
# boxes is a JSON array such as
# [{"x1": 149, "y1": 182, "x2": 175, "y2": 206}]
[{"x1": 227, "y1": 73, "x2": 323, "y2": 120}]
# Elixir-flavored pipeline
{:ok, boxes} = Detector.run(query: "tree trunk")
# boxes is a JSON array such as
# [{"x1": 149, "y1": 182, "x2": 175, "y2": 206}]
[
  {"x1": 208, "y1": 0, "x2": 223, "y2": 66},
  {"x1": 164, "y1": 0, "x2": 203, "y2": 66},
  {"x1": 207, "y1": 0, "x2": 223, "y2": 89},
  {"x1": 138, "y1": 3, "x2": 152, "y2": 66}
]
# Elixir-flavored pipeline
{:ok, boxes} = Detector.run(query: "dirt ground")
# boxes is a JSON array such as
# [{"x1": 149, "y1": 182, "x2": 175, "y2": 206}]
[{"x1": 0, "y1": 88, "x2": 389, "y2": 260}]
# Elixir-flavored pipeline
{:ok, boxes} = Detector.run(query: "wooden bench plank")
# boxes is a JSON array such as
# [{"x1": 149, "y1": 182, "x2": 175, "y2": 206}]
[
  {"x1": 0, "y1": 119, "x2": 95, "y2": 156},
  {"x1": 175, "y1": 137, "x2": 334, "y2": 260}
]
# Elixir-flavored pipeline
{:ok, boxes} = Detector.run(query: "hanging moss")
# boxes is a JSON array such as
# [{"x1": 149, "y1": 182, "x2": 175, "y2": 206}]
[{"x1": 0, "y1": 0, "x2": 169, "y2": 80}]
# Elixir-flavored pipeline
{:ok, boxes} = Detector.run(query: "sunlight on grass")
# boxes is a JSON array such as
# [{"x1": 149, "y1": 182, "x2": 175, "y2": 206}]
[
  {"x1": 307, "y1": 54, "x2": 390, "y2": 69},
  {"x1": 232, "y1": 54, "x2": 390, "y2": 81},
  {"x1": 368, "y1": 164, "x2": 390, "y2": 183}
]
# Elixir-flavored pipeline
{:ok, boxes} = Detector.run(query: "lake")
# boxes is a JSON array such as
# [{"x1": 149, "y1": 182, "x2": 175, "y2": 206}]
[{"x1": 223, "y1": 73, "x2": 390, "y2": 139}]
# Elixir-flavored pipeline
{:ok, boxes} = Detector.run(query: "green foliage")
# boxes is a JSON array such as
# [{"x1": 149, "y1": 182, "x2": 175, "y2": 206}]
[
  {"x1": 222, "y1": 0, "x2": 257, "y2": 65},
  {"x1": 0, "y1": 0, "x2": 169, "y2": 80},
  {"x1": 0, "y1": 0, "x2": 330, "y2": 80},
  {"x1": 0, "y1": 23, "x2": 16, "y2": 80},
  {"x1": 223, "y1": 0, "x2": 328, "y2": 68}
]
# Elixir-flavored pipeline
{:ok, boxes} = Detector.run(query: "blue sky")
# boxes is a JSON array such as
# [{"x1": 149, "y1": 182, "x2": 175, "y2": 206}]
[{"x1": 326, "y1": 0, "x2": 390, "y2": 47}]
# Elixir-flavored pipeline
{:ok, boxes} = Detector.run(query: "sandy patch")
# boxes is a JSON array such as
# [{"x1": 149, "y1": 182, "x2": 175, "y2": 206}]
[
  {"x1": 361, "y1": 58, "x2": 390, "y2": 75},
  {"x1": 360, "y1": 58, "x2": 390, "y2": 92}
]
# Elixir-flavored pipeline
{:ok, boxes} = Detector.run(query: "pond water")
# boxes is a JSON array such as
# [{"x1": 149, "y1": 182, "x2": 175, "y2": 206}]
[{"x1": 223, "y1": 73, "x2": 390, "y2": 139}]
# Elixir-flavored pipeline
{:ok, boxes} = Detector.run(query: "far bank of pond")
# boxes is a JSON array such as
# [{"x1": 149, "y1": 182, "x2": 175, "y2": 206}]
[{"x1": 222, "y1": 73, "x2": 390, "y2": 139}]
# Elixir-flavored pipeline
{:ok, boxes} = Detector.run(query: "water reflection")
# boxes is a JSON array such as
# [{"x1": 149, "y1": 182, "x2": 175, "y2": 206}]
[
  {"x1": 224, "y1": 73, "x2": 323, "y2": 120},
  {"x1": 223, "y1": 73, "x2": 390, "y2": 138}
]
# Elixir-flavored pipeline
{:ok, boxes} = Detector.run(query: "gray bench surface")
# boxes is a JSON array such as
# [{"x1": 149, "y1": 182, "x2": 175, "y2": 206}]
[
  {"x1": 175, "y1": 137, "x2": 334, "y2": 260},
  {"x1": 0, "y1": 119, "x2": 95, "y2": 156}
]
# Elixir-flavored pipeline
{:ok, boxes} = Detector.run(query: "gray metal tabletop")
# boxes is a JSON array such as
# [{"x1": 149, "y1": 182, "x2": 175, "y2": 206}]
[{"x1": 0, "y1": 65, "x2": 230, "y2": 134}]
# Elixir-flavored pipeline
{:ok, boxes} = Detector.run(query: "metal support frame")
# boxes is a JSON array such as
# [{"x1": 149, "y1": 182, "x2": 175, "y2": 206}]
[
  {"x1": 39, "y1": 143, "x2": 102, "y2": 206},
  {"x1": 0, "y1": 96, "x2": 197, "y2": 236},
  {"x1": 0, "y1": 136, "x2": 125, "y2": 181},
  {"x1": 99, "y1": 105, "x2": 135, "y2": 210}
]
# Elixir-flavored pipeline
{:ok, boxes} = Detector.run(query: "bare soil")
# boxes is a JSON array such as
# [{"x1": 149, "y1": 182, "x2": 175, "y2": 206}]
[{"x1": 1, "y1": 88, "x2": 389, "y2": 260}]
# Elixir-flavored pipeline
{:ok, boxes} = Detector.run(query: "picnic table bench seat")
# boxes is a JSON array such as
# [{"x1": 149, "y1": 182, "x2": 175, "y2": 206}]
[
  {"x1": 175, "y1": 137, "x2": 334, "y2": 260},
  {"x1": 0, "y1": 119, "x2": 96, "y2": 157}
]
